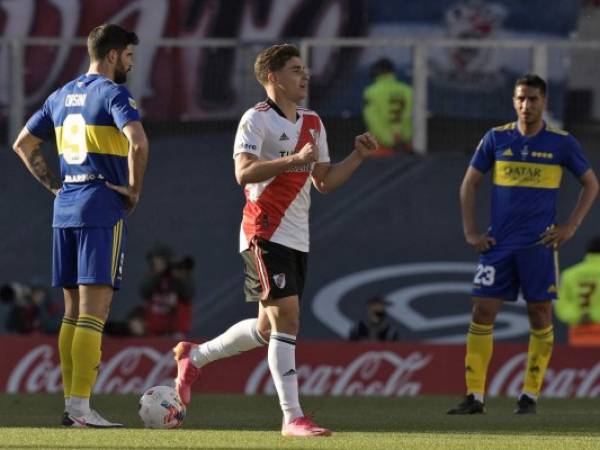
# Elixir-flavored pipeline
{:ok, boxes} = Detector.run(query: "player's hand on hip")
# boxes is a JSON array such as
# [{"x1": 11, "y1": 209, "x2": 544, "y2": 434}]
[
  {"x1": 295, "y1": 142, "x2": 318, "y2": 165},
  {"x1": 354, "y1": 132, "x2": 378, "y2": 159},
  {"x1": 106, "y1": 182, "x2": 140, "y2": 214},
  {"x1": 465, "y1": 232, "x2": 496, "y2": 253},
  {"x1": 539, "y1": 223, "x2": 577, "y2": 248}
]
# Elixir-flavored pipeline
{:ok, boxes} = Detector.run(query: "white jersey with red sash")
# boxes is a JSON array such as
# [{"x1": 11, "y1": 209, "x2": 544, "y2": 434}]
[{"x1": 233, "y1": 99, "x2": 330, "y2": 252}]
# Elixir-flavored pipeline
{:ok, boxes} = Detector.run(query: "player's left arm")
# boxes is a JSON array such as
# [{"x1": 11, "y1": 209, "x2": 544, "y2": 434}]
[
  {"x1": 12, "y1": 127, "x2": 61, "y2": 195},
  {"x1": 540, "y1": 168, "x2": 599, "y2": 247},
  {"x1": 104, "y1": 87, "x2": 148, "y2": 214},
  {"x1": 106, "y1": 121, "x2": 149, "y2": 214},
  {"x1": 311, "y1": 132, "x2": 378, "y2": 194}
]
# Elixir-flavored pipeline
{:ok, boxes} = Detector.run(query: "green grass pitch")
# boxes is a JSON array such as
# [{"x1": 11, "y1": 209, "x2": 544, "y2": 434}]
[{"x1": 1, "y1": 394, "x2": 600, "y2": 449}]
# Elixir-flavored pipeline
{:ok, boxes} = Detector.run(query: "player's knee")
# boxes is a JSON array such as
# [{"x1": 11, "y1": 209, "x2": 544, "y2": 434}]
[
  {"x1": 272, "y1": 316, "x2": 299, "y2": 335},
  {"x1": 472, "y1": 305, "x2": 497, "y2": 325},
  {"x1": 257, "y1": 326, "x2": 271, "y2": 342},
  {"x1": 527, "y1": 302, "x2": 552, "y2": 328}
]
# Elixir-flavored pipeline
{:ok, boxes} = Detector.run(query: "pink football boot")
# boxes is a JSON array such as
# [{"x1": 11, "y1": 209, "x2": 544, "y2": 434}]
[
  {"x1": 173, "y1": 341, "x2": 201, "y2": 405},
  {"x1": 281, "y1": 415, "x2": 332, "y2": 437}
]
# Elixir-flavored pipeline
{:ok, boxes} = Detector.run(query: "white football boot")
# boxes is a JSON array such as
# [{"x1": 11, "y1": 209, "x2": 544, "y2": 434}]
[{"x1": 63, "y1": 409, "x2": 123, "y2": 428}]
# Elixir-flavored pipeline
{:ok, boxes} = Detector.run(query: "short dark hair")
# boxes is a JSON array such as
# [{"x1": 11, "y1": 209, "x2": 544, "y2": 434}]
[
  {"x1": 587, "y1": 236, "x2": 600, "y2": 253},
  {"x1": 254, "y1": 44, "x2": 300, "y2": 86},
  {"x1": 370, "y1": 58, "x2": 395, "y2": 78},
  {"x1": 514, "y1": 74, "x2": 547, "y2": 96},
  {"x1": 367, "y1": 295, "x2": 391, "y2": 306},
  {"x1": 87, "y1": 24, "x2": 139, "y2": 61}
]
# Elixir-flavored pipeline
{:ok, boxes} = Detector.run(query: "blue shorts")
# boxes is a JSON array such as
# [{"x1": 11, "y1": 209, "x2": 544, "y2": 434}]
[
  {"x1": 471, "y1": 244, "x2": 558, "y2": 302},
  {"x1": 52, "y1": 220, "x2": 126, "y2": 289}
]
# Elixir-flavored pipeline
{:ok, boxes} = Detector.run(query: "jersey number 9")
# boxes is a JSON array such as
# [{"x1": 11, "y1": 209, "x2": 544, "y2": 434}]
[{"x1": 61, "y1": 113, "x2": 89, "y2": 165}]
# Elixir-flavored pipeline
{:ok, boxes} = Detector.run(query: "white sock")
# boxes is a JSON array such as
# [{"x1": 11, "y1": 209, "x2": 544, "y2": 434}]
[
  {"x1": 470, "y1": 392, "x2": 484, "y2": 403},
  {"x1": 190, "y1": 318, "x2": 267, "y2": 368},
  {"x1": 269, "y1": 332, "x2": 303, "y2": 424},
  {"x1": 70, "y1": 396, "x2": 90, "y2": 416},
  {"x1": 65, "y1": 397, "x2": 71, "y2": 413}
]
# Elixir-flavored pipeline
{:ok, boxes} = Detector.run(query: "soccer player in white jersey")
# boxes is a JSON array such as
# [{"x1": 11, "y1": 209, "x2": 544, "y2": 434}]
[{"x1": 173, "y1": 43, "x2": 377, "y2": 437}]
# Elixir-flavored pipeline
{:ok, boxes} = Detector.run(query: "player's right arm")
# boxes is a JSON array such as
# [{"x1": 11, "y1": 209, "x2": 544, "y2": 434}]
[
  {"x1": 13, "y1": 100, "x2": 61, "y2": 196},
  {"x1": 235, "y1": 149, "x2": 317, "y2": 185},
  {"x1": 460, "y1": 132, "x2": 497, "y2": 252},
  {"x1": 233, "y1": 109, "x2": 317, "y2": 185},
  {"x1": 13, "y1": 128, "x2": 61, "y2": 195}
]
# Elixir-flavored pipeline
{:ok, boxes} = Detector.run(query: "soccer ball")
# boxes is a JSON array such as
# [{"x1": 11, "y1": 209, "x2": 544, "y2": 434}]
[{"x1": 138, "y1": 385, "x2": 186, "y2": 429}]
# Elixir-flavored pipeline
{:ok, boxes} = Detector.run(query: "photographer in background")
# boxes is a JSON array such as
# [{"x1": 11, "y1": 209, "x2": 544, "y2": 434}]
[
  {"x1": 140, "y1": 247, "x2": 195, "y2": 337},
  {"x1": 349, "y1": 295, "x2": 399, "y2": 341},
  {"x1": 1, "y1": 281, "x2": 61, "y2": 334}
]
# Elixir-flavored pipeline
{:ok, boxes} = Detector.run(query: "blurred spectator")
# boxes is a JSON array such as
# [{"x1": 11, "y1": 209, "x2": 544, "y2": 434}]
[
  {"x1": 105, "y1": 306, "x2": 147, "y2": 337},
  {"x1": 2, "y1": 282, "x2": 35, "y2": 333},
  {"x1": 30, "y1": 284, "x2": 62, "y2": 334},
  {"x1": 0, "y1": 282, "x2": 30, "y2": 305},
  {"x1": 140, "y1": 246, "x2": 195, "y2": 338},
  {"x1": 362, "y1": 58, "x2": 413, "y2": 156},
  {"x1": 349, "y1": 295, "x2": 399, "y2": 341},
  {"x1": 127, "y1": 306, "x2": 147, "y2": 336},
  {"x1": 1, "y1": 281, "x2": 60, "y2": 334},
  {"x1": 557, "y1": 237, "x2": 600, "y2": 346},
  {"x1": 172, "y1": 256, "x2": 196, "y2": 338}
]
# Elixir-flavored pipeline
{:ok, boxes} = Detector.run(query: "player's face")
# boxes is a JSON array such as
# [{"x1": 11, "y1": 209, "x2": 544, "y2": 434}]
[
  {"x1": 114, "y1": 44, "x2": 135, "y2": 84},
  {"x1": 271, "y1": 56, "x2": 309, "y2": 102},
  {"x1": 513, "y1": 85, "x2": 546, "y2": 126}
]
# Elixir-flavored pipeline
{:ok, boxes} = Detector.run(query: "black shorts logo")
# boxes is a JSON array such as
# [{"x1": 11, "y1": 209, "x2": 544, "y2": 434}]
[{"x1": 273, "y1": 273, "x2": 286, "y2": 289}]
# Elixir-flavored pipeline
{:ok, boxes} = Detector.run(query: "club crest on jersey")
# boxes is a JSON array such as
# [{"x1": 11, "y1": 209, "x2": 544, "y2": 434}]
[
  {"x1": 309, "y1": 128, "x2": 320, "y2": 143},
  {"x1": 273, "y1": 273, "x2": 286, "y2": 289}
]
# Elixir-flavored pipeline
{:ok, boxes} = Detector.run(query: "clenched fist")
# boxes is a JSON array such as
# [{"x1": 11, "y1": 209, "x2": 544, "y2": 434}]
[
  {"x1": 295, "y1": 142, "x2": 319, "y2": 165},
  {"x1": 354, "y1": 132, "x2": 378, "y2": 159}
]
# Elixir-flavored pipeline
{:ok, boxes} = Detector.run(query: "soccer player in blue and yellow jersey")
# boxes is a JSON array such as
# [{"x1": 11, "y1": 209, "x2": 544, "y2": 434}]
[
  {"x1": 12, "y1": 24, "x2": 149, "y2": 427},
  {"x1": 448, "y1": 74, "x2": 599, "y2": 415}
]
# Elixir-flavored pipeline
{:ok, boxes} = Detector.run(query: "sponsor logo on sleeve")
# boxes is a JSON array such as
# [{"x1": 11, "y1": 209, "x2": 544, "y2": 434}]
[{"x1": 238, "y1": 142, "x2": 257, "y2": 151}]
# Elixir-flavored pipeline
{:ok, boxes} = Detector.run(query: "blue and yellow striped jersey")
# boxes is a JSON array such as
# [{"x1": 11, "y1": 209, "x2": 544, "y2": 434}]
[
  {"x1": 26, "y1": 74, "x2": 140, "y2": 227},
  {"x1": 471, "y1": 122, "x2": 590, "y2": 249}
]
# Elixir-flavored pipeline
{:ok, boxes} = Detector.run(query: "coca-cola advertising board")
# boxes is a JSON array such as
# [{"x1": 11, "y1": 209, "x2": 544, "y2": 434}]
[{"x1": 3, "y1": 336, "x2": 600, "y2": 397}]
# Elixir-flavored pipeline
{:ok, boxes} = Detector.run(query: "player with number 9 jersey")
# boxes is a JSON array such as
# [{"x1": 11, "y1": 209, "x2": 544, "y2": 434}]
[
  {"x1": 26, "y1": 73, "x2": 141, "y2": 290},
  {"x1": 27, "y1": 74, "x2": 140, "y2": 229},
  {"x1": 13, "y1": 23, "x2": 149, "y2": 429}
]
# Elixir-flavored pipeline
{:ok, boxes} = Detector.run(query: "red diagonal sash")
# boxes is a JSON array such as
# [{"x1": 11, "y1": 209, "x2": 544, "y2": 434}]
[{"x1": 242, "y1": 114, "x2": 321, "y2": 243}]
